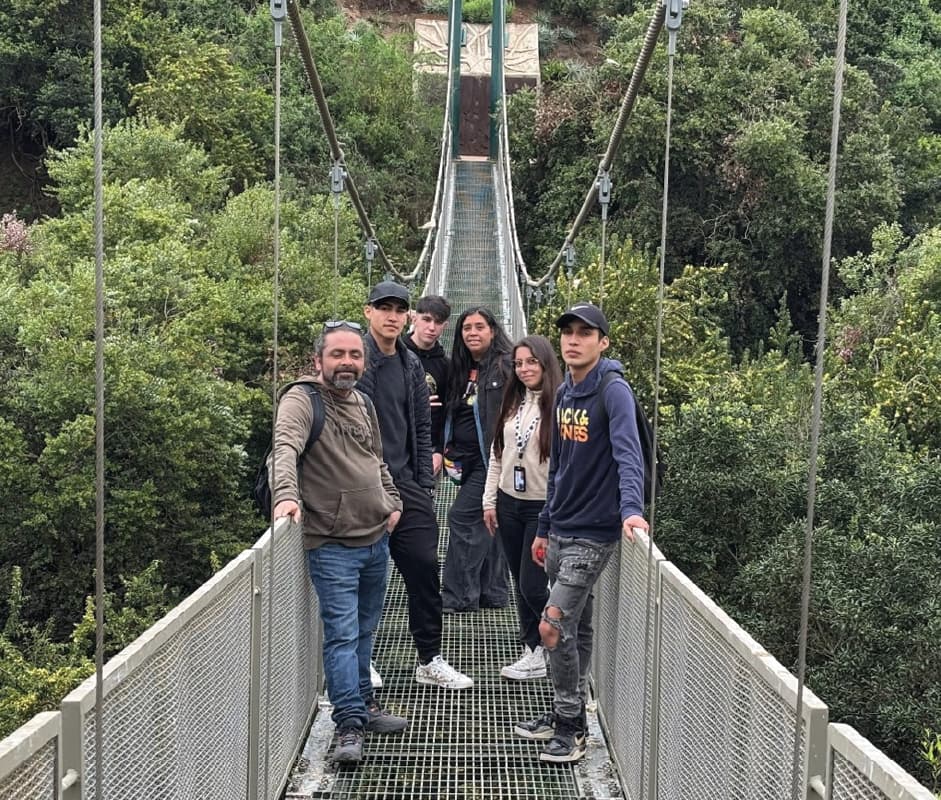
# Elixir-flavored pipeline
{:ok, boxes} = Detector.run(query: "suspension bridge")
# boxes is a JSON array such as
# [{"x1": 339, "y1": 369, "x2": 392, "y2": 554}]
[{"x1": 0, "y1": 0, "x2": 934, "y2": 799}]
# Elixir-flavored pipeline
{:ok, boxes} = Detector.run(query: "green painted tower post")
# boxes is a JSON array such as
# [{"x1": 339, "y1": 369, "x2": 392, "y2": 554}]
[
  {"x1": 449, "y1": 0, "x2": 463, "y2": 157},
  {"x1": 488, "y1": 0, "x2": 505, "y2": 159}
]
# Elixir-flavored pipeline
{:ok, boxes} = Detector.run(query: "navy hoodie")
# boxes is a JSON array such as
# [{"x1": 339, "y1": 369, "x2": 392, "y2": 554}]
[{"x1": 536, "y1": 358, "x2": 645, "y2": 544}]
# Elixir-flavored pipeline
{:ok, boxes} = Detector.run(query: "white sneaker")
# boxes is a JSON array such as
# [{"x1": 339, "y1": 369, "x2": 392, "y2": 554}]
[
  {"x1": 370, "y1": 661, "x2": 383, "y2": 689},
  {"x1": 501, "y1": 645, "x2": 547, "y2": 680},
  {"x1": 415, "y1": 655, "x2": 474, "y2": 689}
]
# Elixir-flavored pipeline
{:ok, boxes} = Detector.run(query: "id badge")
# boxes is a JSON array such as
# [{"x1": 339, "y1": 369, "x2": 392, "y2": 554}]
[{"x1": 513, "y1": 465, "x2": 527, "y2": 493}]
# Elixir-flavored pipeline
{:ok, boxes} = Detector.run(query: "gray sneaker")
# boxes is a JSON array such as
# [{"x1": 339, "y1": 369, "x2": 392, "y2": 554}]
[
  {"x1": 332, "y1": 725, "x2": 364, "y2": 763},
  {"x1": 365, "y1": 701, "x2": 408, "y2": 733}
]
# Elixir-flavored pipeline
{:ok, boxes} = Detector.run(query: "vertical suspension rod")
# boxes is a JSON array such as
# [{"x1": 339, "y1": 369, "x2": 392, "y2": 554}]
[
  {"x1": 286, "y1": 0, "x2": 395, "y2": 277},
  {"x1": 91, "y1": 0, "x2": 106, "y2": 792}
]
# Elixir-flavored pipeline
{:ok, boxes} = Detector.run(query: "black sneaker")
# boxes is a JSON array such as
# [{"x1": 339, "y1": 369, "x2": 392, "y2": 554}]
[
  {"x1": 332, "y1": 725, "x2": 364, "y2": 763},
  {"x1": 513, "y1": 711, "x2": 555, "y2": 740},
  {"x1": 365, "y1": 700, "x2": 408, "y2": 733},
  {"x1": 539, "y1": 717, "x2": 587, "y2": 763}
]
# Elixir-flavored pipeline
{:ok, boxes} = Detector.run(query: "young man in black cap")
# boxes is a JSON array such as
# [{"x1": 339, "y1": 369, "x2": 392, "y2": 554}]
[
  {"x1": 514, "y1": 301, "x2": 648, "y2": 762},
  {"x1": 357, "y1": 281, "x2": 473, "y2": 689},
  {"x1": 404, "y1": 295, "x2": 451, "y2": 475}
]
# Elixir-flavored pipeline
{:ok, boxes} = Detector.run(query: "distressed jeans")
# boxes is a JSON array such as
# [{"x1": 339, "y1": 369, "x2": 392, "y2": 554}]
[
  {"x1": 307, "y1": 534, "x2": 390, "y2": 729},
  {"x1": 543, "y1": 533, "x2": 618, "y2": 721}
]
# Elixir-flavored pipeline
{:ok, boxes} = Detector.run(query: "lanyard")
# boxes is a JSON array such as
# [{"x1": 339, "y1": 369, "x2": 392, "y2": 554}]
[{"x1": 514, "y1": 399, "x2": 540, "y2": 460}]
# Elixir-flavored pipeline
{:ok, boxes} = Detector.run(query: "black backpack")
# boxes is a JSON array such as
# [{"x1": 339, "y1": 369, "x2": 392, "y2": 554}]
[
  {"x1": 597, "y1": 371, "x2": 666, "y2": 506},
  {"x1": 253, "y1": 382, "x2": 325, "y2": 519}
]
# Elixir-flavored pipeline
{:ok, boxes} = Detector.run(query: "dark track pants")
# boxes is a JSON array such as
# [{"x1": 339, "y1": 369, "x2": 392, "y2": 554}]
[
  {"x1": 389, "y1": 479, "x2": 443, "y2": 663},
  {"x1": 441, "y1": 465, "x2": 509, "y2": 611}
]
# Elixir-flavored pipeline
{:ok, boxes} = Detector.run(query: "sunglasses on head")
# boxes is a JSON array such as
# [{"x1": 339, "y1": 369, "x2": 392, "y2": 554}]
[{"x1": 323, "y1": 320, "x2": 363, "y2": 332}]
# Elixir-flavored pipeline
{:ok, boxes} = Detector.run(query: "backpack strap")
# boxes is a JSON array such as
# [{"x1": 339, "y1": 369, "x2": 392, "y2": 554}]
[
  {"x1": 595, "y1": 370, "x2": 623, "y2": 423},
  {"x1": 278, "y1": 381, "x2": 326, "y2": 455},
  {"x1": 595, "y1": 370, "x2": 663, "y2": 504}
]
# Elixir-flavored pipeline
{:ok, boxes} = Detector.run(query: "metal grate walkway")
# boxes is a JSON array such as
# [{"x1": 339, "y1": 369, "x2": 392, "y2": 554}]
[
  {"x1": 286, "y1": 159, "x2": 622, "y2": 799},
  {"x1": 331, "y1": 484, "x2": 580, "y2": 799},
  {"x1": 444, "y1": 160, "x2": 504, "y2": 322},
  {"x1": 288, "y1": 482, "x2": 622, "y2": 799}
]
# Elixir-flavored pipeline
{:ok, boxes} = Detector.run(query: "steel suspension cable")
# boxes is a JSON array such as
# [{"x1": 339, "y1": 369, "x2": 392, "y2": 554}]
[
  {"x1": 789, "y1": 1, "x2": 848, "y2": 797},
  {"x1": 92, "y1": 0, "x2": 106, "y2": 791},
  {"x1": 287, "y1": 1, "x2": 418, "y2": 283},
  {"x1": 521, "y1": 3, "x2": 666, "y2": 289},
  {"x1": 264, "y1": 3, "x2": 286, "y2": 797},
  {"x1": 639, "y1": 1, "x2": 683, "y2": 790}
]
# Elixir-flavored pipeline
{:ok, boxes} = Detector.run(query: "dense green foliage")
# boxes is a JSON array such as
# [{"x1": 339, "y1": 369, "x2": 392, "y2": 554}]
[
  {"x1": 511, "y1": 11, "x2": 941, "y2": 777},
  {"x1": 0, "y1": 0, "x2": 938, "y2": 789},
  {"x1": 510, "y1": 0, "x2": 941, "y2": 352},
  {"x1": 0, "y1": 0, "x2": 441, "y2": 740}
]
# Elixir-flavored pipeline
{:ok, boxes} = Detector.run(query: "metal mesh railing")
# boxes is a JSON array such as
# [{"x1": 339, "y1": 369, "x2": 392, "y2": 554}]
[
  {"x1": 255, "y1": 523, "x2": 322, "y2": 800},
  {"x1": 593, "y1": 532, "x2": 665, "y2": 800},
  {"x1": 492, "y1": 155, "x2": 526, "y2": 339},
  {"x1": 0, "y1": 522, "x2": 936, "y2": 800},
  {"x1": 0, "y1": 712, "x2": 58, "y2": 800},
  {"x1": 66, "y1": 550, "x2": 256, "y2": 800},
  {"x1": 827, "y1": 724, "x2": 936, "y2": 800},
  {"x1": 654, "y1": 562, "x2": 828, "y2": 800}
]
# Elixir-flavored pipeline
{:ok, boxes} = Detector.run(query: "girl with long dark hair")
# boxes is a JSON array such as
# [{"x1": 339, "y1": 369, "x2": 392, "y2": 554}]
[
  {"x1": 483, "y1": 335, "x2": 563, "y2": 679},
  {"x1": 441, "y1": 307, "x2": 513, "y2": 612}
]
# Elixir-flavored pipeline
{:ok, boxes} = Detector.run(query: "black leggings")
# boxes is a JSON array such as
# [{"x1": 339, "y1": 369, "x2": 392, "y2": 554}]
[{"x1": 495, "y1": 490, "x2": 548, "y2": 649}]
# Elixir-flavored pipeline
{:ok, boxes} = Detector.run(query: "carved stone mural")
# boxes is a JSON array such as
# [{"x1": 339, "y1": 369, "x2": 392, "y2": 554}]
[{"x1": 414, "y1": 19, "x2": 540, "y2": 81}]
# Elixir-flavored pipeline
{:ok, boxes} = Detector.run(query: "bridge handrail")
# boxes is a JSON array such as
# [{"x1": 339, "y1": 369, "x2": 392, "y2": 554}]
[
  {"x1": 656, "y1": 561, "x2": 829, "y2": 797},
  {"x1": 492, "y1": 153, "x2": 526, "y2": 339},
  {"x1": 828, "y1": 724, "x2": 936, "y2": 800},
  {"x1": 414, "y1": 52, "x2": 455, "y2": 290},
  {"x1": 491, "y1": 0, "x2": 527, "y2": 337},
  {"x1": 0, "y1": 520, "x2": 320, "y2": 800},
  {"x1": 417, "y1": 1, "x2": 460, "y2": 296},
  {"x1": 495, "y1": 57, "x2": 529, "y2": 293},
  {"x1": 0, "y1": 711, "x2": 59, "y2": 800},
  {"x1": 0, "y1": 533, "x2": 934, "y2": 800}
]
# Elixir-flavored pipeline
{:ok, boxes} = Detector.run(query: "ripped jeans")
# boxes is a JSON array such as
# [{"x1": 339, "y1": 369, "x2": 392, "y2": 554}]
[{"x1": 543, "y1": 533, "x2": 618, "y2": 721}]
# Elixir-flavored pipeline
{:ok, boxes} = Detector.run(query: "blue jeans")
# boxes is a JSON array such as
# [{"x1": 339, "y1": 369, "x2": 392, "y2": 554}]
[
  {"x1": 307, "y1": 535, "x2": 390, "y2": 729},
  {"x1": 544, "y1": 534, "x2": 617, "y2": 721}
]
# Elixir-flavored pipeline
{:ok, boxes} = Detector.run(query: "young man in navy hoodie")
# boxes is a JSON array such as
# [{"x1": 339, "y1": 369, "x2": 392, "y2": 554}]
[{"x1": 514, "y1": 301, "x2": 649, "y2": 763}]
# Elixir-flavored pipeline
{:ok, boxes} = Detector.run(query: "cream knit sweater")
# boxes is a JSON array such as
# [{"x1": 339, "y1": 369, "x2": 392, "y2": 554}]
[{"x1": 482, "y1": 388, "x2": 549, "y2": 508}]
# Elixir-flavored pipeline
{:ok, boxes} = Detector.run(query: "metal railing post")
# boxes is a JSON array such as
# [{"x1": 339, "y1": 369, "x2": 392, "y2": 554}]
[
  {"x1": 59, "y1": 698, "x2": 83, "y2": 800},
  {"x1": 247, "y1": 548, "x2": 264, "y2": 800}
]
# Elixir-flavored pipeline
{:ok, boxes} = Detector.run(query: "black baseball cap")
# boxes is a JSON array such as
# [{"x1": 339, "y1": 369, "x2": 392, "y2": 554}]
[
  {"x1": 555, "y1": 302, "x2": 609, "y2": 336},
  {"x1": 367, "y1": 280, "x2": 410, "y2": 308}
]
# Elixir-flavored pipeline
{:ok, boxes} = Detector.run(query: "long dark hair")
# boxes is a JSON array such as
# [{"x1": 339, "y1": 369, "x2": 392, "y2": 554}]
[
  {"x1": 447, "y1": 307, "x2": 513, "y2": 411},
  {"x1": 492, "y1": 335, "x2": 563, "y2": 462}
]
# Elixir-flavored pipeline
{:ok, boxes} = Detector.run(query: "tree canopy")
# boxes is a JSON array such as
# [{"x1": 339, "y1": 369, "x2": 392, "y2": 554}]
[{"x1": 0, "y1": 0, "x2": 938, "y2": 789}]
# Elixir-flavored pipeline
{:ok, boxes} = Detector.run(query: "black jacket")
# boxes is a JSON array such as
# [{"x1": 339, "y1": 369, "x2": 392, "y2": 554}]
[
  {"x1": 404, "y1": 334, "x2": 449, "y2": 455},
  {"x1": 446, "y1": 347, "x2": 511, "y2": 465},
  {"x1": 357, "y1": 333, "x2": 435, "y2": 490}
]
